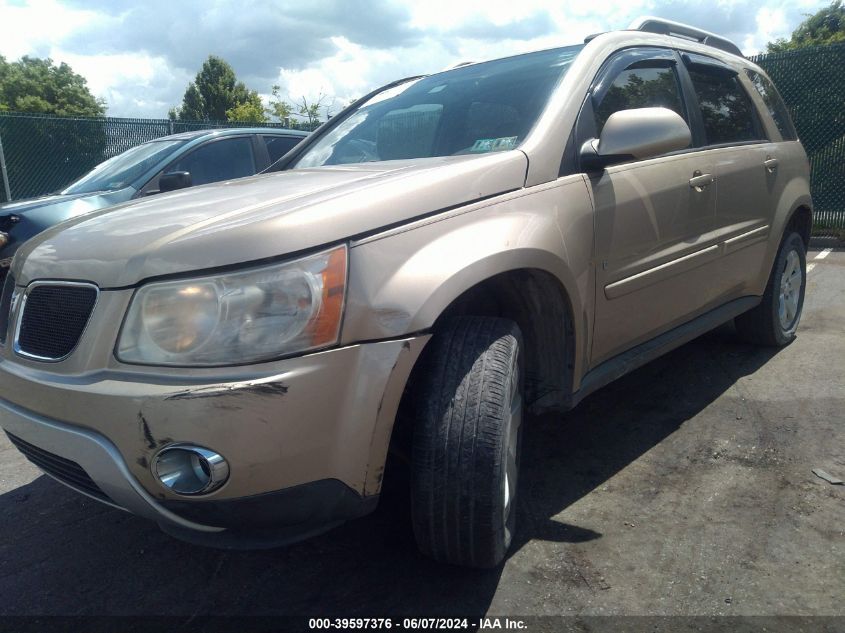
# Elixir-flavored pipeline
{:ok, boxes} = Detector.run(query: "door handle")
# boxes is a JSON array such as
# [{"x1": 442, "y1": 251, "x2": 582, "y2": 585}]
[
  {"x1": 689, "y1": 171, "x2": 713, "y2": 191},
  {"x1": 764, "y1": 157, "x2": 779, "y2": 173}
]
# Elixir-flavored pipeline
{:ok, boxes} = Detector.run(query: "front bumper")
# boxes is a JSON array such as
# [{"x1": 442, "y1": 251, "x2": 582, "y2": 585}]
[{"x1": 0, "y1": 335, "x2": 429, "y2": 538}]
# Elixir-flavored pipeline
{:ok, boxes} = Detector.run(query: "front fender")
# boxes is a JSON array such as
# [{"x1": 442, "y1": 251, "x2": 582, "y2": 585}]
[{"x1": 342, "y1": 175, "x2": 595, "y2": 386}]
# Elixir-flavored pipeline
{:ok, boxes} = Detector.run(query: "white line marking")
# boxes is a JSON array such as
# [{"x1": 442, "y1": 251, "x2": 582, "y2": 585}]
[
  {"x1": 807, "y1": 262, "x2": 816, "y2": 273},
  {"x1": 814, "y1": 248, "x2": 833, "y2": 261}
]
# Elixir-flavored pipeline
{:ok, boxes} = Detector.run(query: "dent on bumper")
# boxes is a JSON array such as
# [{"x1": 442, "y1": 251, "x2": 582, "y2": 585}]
[
  {"x1": 0, "y1": 335, "x2": 430, "y2": 534},
  {"x1": 0, "y1": 400, "x2": 223, "y2": 533}
]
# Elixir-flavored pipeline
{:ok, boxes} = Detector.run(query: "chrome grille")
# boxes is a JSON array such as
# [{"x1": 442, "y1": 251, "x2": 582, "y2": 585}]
[{"x1": 0, "y1": 273, "x2": 15, "y2": 345}]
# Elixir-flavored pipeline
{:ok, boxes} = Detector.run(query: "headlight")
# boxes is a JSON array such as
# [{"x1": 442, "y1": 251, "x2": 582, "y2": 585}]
[{"x1": 117, "y1": 245, "x2": 347, "y2": 366}]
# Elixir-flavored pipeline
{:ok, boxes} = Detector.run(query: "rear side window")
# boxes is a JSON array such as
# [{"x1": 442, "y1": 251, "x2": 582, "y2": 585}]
[
  {"x1": 744, "y1": 70, "x2": 797, "y2": 141},
  {"x1": 687, "y1": 68, "x2": 759, "y2": 146},
  {"x1": 263, "y1": 135, "x2": 302, "y2": 163},
  {"x1": 594, "y1": 65, "x2": 687, "y2": 136},
  {"x1": 171, "y1": 137, "x2": 256, "y2": 186}
]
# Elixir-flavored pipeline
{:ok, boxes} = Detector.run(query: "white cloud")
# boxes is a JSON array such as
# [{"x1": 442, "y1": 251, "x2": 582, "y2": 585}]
[
  {"x1": 746, "y1": 7, "x2": 790, "y2": 52},
  {"x1": 0, "y1": 0, "x2": 835, "y2": 119},
  {"x1": 54, "y1": 51, "x2": 191, "y2": 118},
  {"x1": 0, "y1": 0, "x2": 103, "y2": 59}
]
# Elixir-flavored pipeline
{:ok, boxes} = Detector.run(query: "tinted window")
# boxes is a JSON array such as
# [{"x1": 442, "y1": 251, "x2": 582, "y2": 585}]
[
  {"x1": 170, "y1": 137, "x2": 255, "y2": 186},
  {"x1": 263, "y1": 135, "x2": 302, "y2": 163},
  {"x1": 687, "y1": 68, "x2": 759, "y2": 145},
  {"x1": 292, "y1": 44, "x2": 583, "y2": 168},
  {"x1": 745, "y1": 69, "x2": 797, "y2": 141},
  {"x1": 594, "y1": 65, "x2": 687, "y2": 136}
]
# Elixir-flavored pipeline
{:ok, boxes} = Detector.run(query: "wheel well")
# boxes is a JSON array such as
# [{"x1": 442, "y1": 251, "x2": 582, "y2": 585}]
[
  {"x1": 786, "y1": 205, "x2": 812, "y2": 249},
  {"x1": 388, "y1": 268, "x2": 575, "y2": 468},
  {"x1": 432, "y1": 269, "x2": 575, "y2": 413}
]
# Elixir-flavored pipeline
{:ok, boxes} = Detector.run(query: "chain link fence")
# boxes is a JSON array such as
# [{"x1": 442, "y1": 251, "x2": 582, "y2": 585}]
[
  {"x1": 751, "y1": 43, "x2": 845, "y2": 238},
  {"x1": 0, "y1": 113, "x2": 317, "y2": 204},
  {"x1": 1, "y1": 45, "x2": 844, "y2": 237}
]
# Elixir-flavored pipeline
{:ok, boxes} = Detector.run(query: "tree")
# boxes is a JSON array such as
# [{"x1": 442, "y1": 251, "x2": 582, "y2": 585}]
[
  {"x1": 171, "y1": 55, "x2": 262, "y2": 121},
  {"x1": 226, "y1": 95, "x2": 268, "y2": 123},
  {"x1": 268, "y1": 85, "x2": 294, "y2": 126},
  {"x1": 0, "y1": 56, "x2": 7, "y2": 112},
  {"x1": 767, "y1": 1, "x2": 845, "y2": 52},
  {"x1": 0, "y1": 55, "x2": 105, "y2": 116},
  {"x1": 298, "y1": 93, "x2": 328, "y2": 129},
  {"x1": 0, "y1": 55, "x2": 107, "y2": 200}
]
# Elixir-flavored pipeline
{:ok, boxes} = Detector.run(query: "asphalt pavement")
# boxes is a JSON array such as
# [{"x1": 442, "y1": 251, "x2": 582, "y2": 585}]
[{"x1": 0, "y1": 247, "x2": 842, "y2": 623}]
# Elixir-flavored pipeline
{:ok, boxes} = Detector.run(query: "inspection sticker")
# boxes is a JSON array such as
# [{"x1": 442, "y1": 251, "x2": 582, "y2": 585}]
[{"x1": 470, "y1": 136, "x2": 518, "y2": 152}]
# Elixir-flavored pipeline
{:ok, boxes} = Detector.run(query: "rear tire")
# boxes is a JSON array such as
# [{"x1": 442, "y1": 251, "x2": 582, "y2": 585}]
[
  {"x1": 411, "y1": 316, "x2": 523, "y2": 568},
  {"x1": 735, "y1": 231, "x2": 806, "y2": 346}
]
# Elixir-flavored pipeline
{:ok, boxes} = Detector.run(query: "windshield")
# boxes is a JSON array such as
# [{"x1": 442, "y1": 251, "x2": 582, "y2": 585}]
[
  {"x1": 63, "y1": 139, "x2": 187, "y2": 194},
  {"x1": 293, "y1": 44, "x2": 583, "y2": 168}
]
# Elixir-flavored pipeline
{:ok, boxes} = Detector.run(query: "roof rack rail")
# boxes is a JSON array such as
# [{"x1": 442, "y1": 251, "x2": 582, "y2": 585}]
[{"x1": 628, "y1": 16, "x2": 743, "y2": 57}]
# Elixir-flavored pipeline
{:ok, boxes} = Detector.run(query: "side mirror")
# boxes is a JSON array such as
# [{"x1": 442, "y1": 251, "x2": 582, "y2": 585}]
[
  {"x1": 580, "y1": 107, "x2": 691, "y2": 170},
  {"x1": 158, "y1": 171, "x2": 192, "y2": 193}
]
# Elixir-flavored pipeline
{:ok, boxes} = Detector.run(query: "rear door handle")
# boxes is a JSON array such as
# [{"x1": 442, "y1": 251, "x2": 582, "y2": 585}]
[
  {"x1": 764, "y1": 157, "x2": 779, "y2": 172},
  {"x1": 689, "y1": 172, "x2": 713, "y2": 191}
]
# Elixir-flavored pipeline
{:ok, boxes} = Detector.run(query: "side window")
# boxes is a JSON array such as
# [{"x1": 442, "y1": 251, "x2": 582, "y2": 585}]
[
  {"x1": 686, "y1": 68, "x2": 759, "y2": 146},
  {"x1": 170, "y1": 137, "x2": 255, "y2": 186},
  {"x1": 263, "y1": 135, "x2": 302, "y2": 163},
  {"x1": 594, "y1": 64, "x2": 687, "y2": 137},
  {"x1": 744, "y1": 70, "x2": 797, "y2": 141}
]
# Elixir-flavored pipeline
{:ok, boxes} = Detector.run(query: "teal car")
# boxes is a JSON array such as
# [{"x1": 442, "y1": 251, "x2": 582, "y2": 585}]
[{"x1": 0, "y1": 127, "x2": 308, "y2": 280}]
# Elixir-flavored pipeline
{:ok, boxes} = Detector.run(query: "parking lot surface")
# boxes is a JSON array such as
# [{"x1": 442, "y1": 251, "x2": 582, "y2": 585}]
[{"x1": 0, "y1": 248, "x2": 842, "y2": 620}]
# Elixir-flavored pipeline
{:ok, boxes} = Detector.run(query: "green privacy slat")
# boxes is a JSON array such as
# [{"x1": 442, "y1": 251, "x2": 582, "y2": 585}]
[
  {"x1": 750, "y1": 43, "x2": 845, "y2": 237},
  {"x1": 0, "y1": 44, "x2": 843, "y2": 236},
  {"x1": 0, "y1": 113, "x2": 317, "y2": 204}
]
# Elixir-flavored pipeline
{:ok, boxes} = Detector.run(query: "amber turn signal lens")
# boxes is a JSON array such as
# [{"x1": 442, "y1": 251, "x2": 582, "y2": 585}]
[{"x1": 309, "y1": 245, "x2": 347, "y2": 346}]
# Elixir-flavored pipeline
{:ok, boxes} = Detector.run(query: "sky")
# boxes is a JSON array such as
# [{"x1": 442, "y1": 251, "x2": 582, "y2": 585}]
[{"x1": 0, "y1": 0, "x2": 831, "y2": 120}]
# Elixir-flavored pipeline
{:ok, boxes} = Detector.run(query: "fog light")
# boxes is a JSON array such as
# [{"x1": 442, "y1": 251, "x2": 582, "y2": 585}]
[{"x1": 153, "y1": 445, "x2": 229, "y2": 495}]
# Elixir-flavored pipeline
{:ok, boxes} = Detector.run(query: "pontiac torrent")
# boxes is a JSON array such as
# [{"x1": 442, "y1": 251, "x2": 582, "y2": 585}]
[{"x1": 0, "y1": 18, "x2": 811, "y2": 568}]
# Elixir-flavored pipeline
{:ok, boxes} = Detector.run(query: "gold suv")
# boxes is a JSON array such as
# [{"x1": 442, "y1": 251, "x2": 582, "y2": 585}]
[{"x1": 0, "y1": 18, "x2": 811, "y2": 568}]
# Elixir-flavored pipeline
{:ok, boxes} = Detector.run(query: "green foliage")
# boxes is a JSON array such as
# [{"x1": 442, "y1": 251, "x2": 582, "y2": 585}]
[
  {"x1": 0, "y1": 55, "x2": 106, "y2": 202},
  {"x1": 226, "y1": 96, "x2": 268, "y2": 123},
  {"x1": 0, "y1": 56, "x2": 7, "y2": 112},
  {"x1": 767, "y1": 1, "x2": 845, "y2": 52},
  {"x1": 0, "y1": 55, "x2": 105, "y2": 116},
  {"x1": 268, "y1": 85, "x2": 294, "y2": 126},
  {"x1": 298, "y1": 93, "x2": 327, "y2": 128},
  {"x1": 171, "y1": 55, "x2": 263, "y2": 122}
]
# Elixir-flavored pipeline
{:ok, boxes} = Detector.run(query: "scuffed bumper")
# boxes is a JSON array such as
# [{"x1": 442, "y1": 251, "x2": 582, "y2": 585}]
[{"x1": 0, "y1": 335, "x2": 429, "y2": 539}]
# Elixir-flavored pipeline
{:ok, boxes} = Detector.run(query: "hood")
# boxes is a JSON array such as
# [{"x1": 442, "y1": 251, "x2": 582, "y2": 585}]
[
  {"x1": 0, "y1": 189, "x2": 134, "y2": 260},
  {"x1": 1, "y1": 192, "x2": 89, "y2": 214},
  {"x1": 0, "y1": 189, "x2": 131, "y2": 215},
  {"x1": 14, "y1": 152, "x2": 527, "y2": 288}
]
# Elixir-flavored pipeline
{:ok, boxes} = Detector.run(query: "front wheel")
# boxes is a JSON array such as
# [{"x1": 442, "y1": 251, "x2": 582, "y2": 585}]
[
  {"x1": 411, "y1": 316, "x2": 523, "y2": 568},
  {"x1": 735, "y1": 231, "x2": 807, "y2": 346}
]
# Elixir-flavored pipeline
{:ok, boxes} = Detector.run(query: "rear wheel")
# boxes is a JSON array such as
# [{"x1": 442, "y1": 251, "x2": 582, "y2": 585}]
[
  {"x1": 735, "y1": 231, "x2": 806, "y2": 346},
  {"x1": 411, "y1": 316, "x2": 523, "y2": 568}
]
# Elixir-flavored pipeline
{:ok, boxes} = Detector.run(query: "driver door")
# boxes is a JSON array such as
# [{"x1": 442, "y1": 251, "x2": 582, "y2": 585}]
[{"x1": 584, "y1": 49, "x2": 719, "y2": 366}]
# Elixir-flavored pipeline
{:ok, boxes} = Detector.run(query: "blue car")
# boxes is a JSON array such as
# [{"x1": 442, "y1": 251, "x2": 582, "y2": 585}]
[{"x1": 0, "y1": 127, "x2": 308, "y2": 278}]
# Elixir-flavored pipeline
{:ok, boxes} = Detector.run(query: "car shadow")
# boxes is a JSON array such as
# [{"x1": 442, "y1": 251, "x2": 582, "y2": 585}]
[{"x1": 0, "y1": 323, "x2": 782, "y2": 618}]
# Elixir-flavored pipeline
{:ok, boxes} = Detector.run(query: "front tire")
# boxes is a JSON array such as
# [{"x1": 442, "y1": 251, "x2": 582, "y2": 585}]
[
  {"x1": 735, "y1": 231, "x2": 807, "y2": 346},
  {"x1": 411, "y1": 317, "x2": 523, "y2": 568}
]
